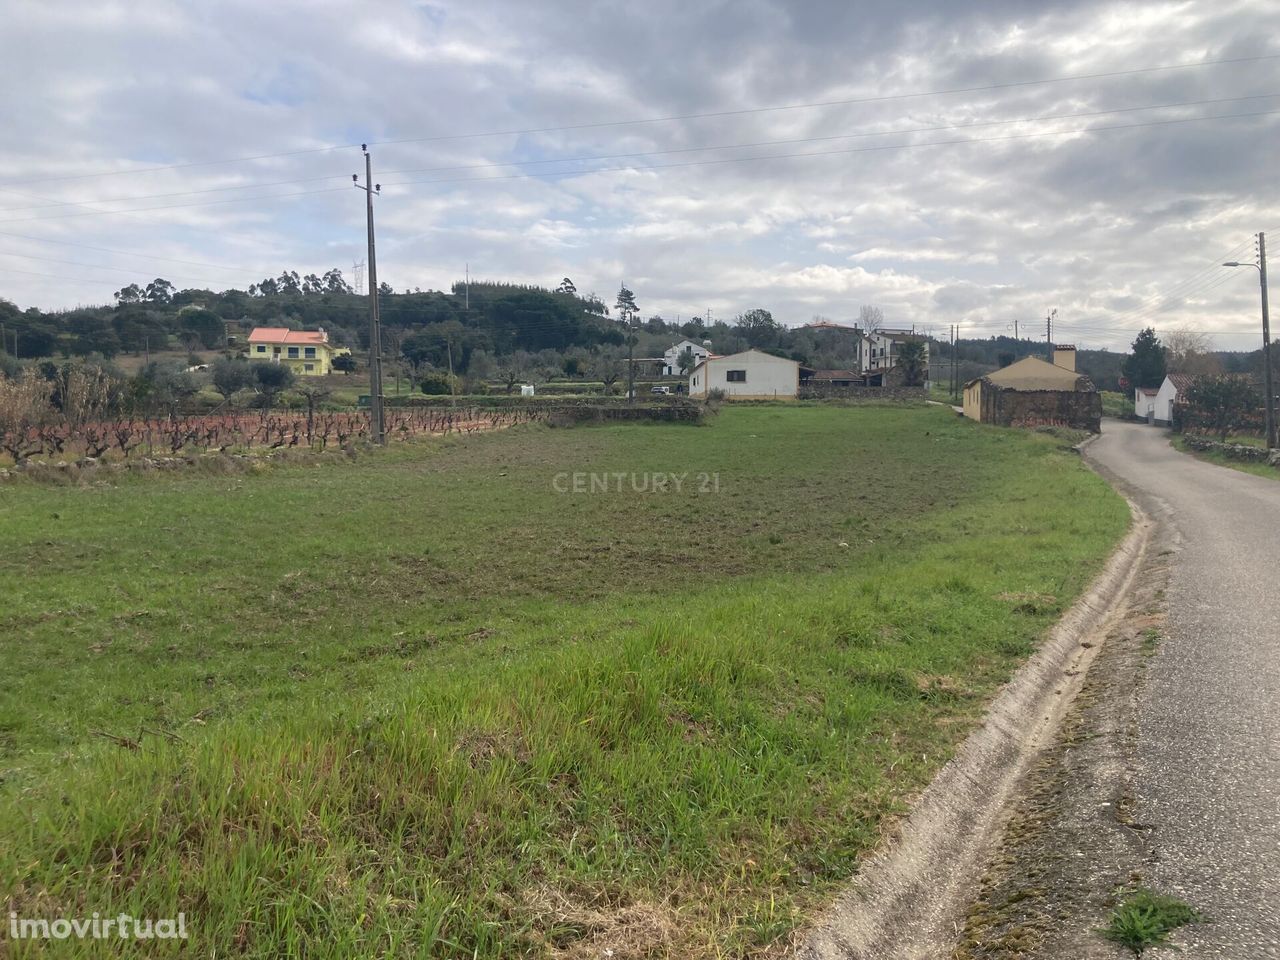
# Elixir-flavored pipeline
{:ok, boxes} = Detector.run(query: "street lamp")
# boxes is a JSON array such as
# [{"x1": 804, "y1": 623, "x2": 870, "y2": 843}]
[{"x1": 1224, "y1": 231, "x2": 1275, "y2": 449}]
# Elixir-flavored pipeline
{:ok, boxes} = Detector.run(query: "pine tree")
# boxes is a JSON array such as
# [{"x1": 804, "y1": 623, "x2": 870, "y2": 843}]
[{"x1": 1121, "y1": 327, "x2": 1166, "y2": 389}]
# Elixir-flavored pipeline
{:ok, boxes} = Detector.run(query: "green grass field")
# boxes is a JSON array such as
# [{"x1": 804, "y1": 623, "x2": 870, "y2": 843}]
[
  {"x1": 0, "y1": 404, "x2": 1129, "y2": 958},
  {"x1": 1100, "y1": 390, "x2": 1131, "y2": 419}
]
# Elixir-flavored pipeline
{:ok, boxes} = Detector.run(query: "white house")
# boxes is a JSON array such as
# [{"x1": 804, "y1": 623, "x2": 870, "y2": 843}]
[
  {"x1": 1136, "y1": 373, "x2": 1194, "y2": 425},
  {"x1": 857, "y1": 328, "x2": 929, "y2": 374},
  {"x1": 688, "y1": 349, "x2": 799, "y2": 399},
  {"x1": 662, "y1": 339, "x2": 711, "y2": 376}
]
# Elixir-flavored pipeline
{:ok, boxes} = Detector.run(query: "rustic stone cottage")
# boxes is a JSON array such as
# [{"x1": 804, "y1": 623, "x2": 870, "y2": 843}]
[{"x1": 962, "y1": 347, "x2": 1101, "y2": 432}]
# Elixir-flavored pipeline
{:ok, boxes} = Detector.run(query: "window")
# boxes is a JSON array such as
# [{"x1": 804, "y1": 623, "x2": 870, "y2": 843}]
[
  {"x1": 287, "y1": 347, "x2": 299, "y2": 358},
  {"x1": 256, "y1": 345, "x2": 266, "y2": 353},
  {"x1": 304, "y1": 347, "x2": 316, "y2": 358},
  {"x1": 304, "y1": 363, "x2": 314, "y2": 372},
  {"x1": 726, "y1": 370, "x2": 747, "y2": 382}
]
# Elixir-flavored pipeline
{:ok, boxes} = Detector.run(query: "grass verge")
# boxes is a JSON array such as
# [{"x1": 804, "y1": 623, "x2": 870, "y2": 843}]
[
  {"x1": 0, "y1": 405, "x2": 1128, "y2": 957},
  {"x1": 1171, "y1": 436, "x2": 1278, "y2": 481}
]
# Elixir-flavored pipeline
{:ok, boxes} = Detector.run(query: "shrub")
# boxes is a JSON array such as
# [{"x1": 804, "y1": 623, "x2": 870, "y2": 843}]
[{"x1": 420, "y1": 372, "x2": 458, "y2": 396}]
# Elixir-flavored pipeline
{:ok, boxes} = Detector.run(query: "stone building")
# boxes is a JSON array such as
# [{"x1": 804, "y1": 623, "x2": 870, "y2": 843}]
[{"x1": 962, "y1": 347, "x2": 1101, "y2": 432}]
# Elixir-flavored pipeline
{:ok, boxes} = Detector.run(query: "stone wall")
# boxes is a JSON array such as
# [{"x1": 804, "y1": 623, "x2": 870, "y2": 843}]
[
  {"x1": 1181, "y1": 434, "x2": 1280, "y2": 465},
  {"x1": 983, "y1": 387, "x2": 1102, "y2": 432},
  {"x1": 798, "y1": 384, "x2": 927, "y2": 401},
  {"x1": 545, "y1": 403, "x2": 706, "y2": 426}
]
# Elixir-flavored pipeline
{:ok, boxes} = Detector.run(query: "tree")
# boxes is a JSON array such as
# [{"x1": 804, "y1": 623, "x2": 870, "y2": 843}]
[
  {"x1": 144, "y1": 278, "x2": 174, "y2": 304},
  {"x1": 179, "y1": 308, "x2": 225, "y2": 350},
  {"x1": 556, "y1": 277, "x2": 577, "y2": 295},
  {"x1": 677, "y1": 346, "x2": 697, "y2": 375},
  {"x1": 135, "y1": 361, "x2": 199, "y2": 418},
  {"x1": 1120, "y1": 328, "x2": 1167, "y2": 390},
  {"x1": 501, "y1": 367, "x2": 522, "y2": 394},
  {"x1": 323, "y1": 268, "x2": 352, "y2": 295},
  {"x1": 997, "y1": 351, "x2": 1016, "y2": 368},
  {"x1": 1184, "y1": 375, "x2": 1259, "y2": 439},
  {"x1": 615, "y1": 285, "x2": 640, "y2": 400},
  {"x1": 211, "y1": 357, "x2": 253, "y2": 404},
  {"x1": 858, "y1": 305, "x2": 884, "y2": 333},
  {"x1": 896, "y1": 340, "x2": 928, "y2": 386},
  {"x1": 295, "y1": 381, "x2": 332, "y2": 443},
  {"x1": 1164, "y1": 327, "x2": 1221, "y2": 377},
  {"x1": 252, "y1": 361, "x2": 294, "y2": 409},
  {"x1": 278, "y1": 271, "x2": 302, "y2": 296},
  {"x1": 114, "y1": 283, "x2": 143, "y2": 304},
  {"x1": 733, "y1": 308, "x2": 781, "y2": 348},
  {"x1": 330, "y1": 353, "x2": 357, "y2": 374},
  {"x1": 302, "y1": 273, "x2": 323, "y2": 295},
  {"x1": 593, "y1": 355, "x2": 623, "y2": 395}
]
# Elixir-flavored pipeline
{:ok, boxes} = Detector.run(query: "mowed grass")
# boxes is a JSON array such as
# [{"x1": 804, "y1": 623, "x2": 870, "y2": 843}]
[{"x1": 0, "y1": 405, "x2": 1129, "y2": 958}]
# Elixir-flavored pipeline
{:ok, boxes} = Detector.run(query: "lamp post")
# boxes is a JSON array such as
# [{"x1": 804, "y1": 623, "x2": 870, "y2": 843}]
[{"x1": 1224, "y1": 231, "x2": 1275, "y2": 449}]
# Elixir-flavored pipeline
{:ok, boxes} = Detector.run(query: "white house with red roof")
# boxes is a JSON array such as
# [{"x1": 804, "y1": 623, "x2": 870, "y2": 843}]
[
  {"x1": 246, "y1": 327, "x2": 350, "y2": 376},
  {"x1": 1135, "y1": 373, "x2": 1195, "y2": 426}
]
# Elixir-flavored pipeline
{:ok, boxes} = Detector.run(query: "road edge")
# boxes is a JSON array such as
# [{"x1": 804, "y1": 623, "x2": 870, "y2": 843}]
[{"x1": 795, "y1": 483, "x2": 1151, "y2": 960}]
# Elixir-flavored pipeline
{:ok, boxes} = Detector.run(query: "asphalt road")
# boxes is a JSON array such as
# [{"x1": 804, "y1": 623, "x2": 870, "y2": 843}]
[{"x1": 1088, "y1": 423, "x2": 1280, "y2": 957}]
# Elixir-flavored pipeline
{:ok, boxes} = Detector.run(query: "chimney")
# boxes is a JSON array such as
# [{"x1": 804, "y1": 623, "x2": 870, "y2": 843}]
[{"x1": 1052, "y1": 345, "x2": 1077, "y2": 372}]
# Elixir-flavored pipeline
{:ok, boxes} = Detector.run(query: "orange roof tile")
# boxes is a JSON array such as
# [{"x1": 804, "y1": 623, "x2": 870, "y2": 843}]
[{"x1": 248, "y1": 327, "x2": 329, "y2": 345}]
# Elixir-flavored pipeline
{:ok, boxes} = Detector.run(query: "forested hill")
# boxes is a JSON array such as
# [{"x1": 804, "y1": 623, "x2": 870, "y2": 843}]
[{"x1": 0, "y1": 273, "x2": 625, "y2": 361}]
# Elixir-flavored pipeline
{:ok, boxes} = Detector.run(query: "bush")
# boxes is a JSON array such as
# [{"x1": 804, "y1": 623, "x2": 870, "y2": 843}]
[
  {"x1": 420, "y1": 372, "x2": 458, "y2": 396},
  {"x1": 252, "y1": 361, "x2": 295, "y2": 408},
  {"x1": 1183, "y1": 375, "x2": 1260, "y2": 439}
]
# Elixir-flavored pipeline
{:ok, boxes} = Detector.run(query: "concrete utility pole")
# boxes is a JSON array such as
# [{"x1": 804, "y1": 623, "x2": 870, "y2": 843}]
[
  {"x1": 1261, "y1": 233, "x2": 1275, "y2": 450},
  {"x1": 1045, "y1": 308, "x2": 1057, "y2": 359},
  {"x1": 354, "y1": 146, "x2": 386, "y2": 444},
  {"x1": 951, "y1": 324, "x2": 958, "y2": 399},
  {"x1": 626, "y1": 316, "x2": 636, "y2": 404},
  {"x1": 1225, "y1": 232, "x2": 1275, "y2": 448}
]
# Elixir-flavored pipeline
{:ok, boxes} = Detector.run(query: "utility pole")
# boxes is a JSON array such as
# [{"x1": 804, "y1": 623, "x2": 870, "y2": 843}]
[
  {"x1": 354, "y1": 145, "x2": 386, "y2": 444},
  {"x1": 626, "y1": 317, "x2": 636, "y2": 404},
  {"x1": 1224, "y1": 237, "x2": 1275, "y2": 446},
  {"x1": 1260, "y1": 233, "x2": 1275, "y2": 449},
  {"x1": 950, "y1": 324, "x2": 957, "y2": 399},
  {"x1": 446, "y1": 338, "x2": 457, "y2": 409},
  {"x1": 1045, "y1": 309, "x2": 1057, "y2": 359}
]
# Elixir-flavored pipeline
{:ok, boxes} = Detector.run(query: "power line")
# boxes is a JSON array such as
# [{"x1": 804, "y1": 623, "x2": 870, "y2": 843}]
[
  {"x1": 0, "y1": 173, "x2": 352, "y2": 214},
  {"x1": 9, "y1": 51, "x2": 1278, "y2": 188},
  {"x1": 373, "y1": 93, "x2": 1280, "y2": 179},
  {"x1": 6, "y1": 92, "x2": 1274, "y2": 215},
  {"x1": 377, "y1": 53, "x2": 1280, "y2": 147},
  {"x1": 0, "y1": 249, "x2": 228, "y2": 287},
  {"x1": 382, "y1": 107, "x2": 1280, "y2": 190},
  {"x1": 0, "y1": 185, "x2": 352, "y2": 226},
  {"x1": 0, "y1": 230, "x2": 254, "y2": 273}
]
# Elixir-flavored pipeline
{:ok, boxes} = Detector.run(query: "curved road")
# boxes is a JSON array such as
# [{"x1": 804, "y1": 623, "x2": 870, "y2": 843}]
[{"x1": 1087, "y1": 422, "x2": 1280, "y2": 957}]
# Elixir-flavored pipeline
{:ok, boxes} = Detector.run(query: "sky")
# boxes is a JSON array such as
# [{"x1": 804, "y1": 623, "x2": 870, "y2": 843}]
[{"x1": 1, "y1": 0, "x2": 1277, "y2": 351}]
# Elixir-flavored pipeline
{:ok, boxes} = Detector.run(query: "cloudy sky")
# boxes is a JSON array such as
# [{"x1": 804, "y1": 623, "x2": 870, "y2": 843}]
[{"x1": 1, "y1": 0, "x2": 1277, "y2": 350}]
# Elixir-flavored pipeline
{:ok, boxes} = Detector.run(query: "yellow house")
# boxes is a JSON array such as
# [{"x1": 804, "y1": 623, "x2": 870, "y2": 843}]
[{"x1": 246, "y1": 327, "x2": 349, "y2": 376}]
